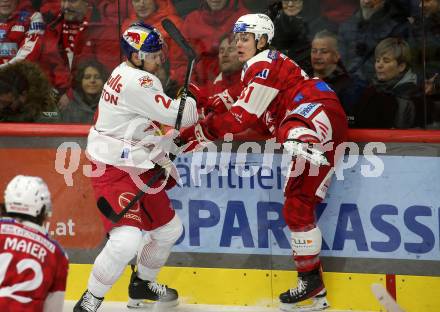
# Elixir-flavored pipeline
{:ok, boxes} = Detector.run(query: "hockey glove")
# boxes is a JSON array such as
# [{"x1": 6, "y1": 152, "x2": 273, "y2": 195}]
[
  {"x1": 179, "y1": 120, "x2": 216, "y2": 153},
  {"x1": 283, "y1": 127, "x2": 329, "y2": 167},
  {"x1": 204, "y1": 89, "x2": 235, "y2": 115},
  {"x1": 176, "y1": 82, "x2": 208, "y2": 107},
  {"x1": 150, "y1": 150, "x2": 180, "y2": 190}
]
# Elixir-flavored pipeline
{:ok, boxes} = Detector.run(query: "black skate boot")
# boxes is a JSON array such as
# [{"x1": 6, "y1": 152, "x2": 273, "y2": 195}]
[
  {"x1": 127, "y1": 270, "x2": 179, "y2": 309},
  {"x1": 279, "y1": 268, "x2": 329, "y2": 311},
  {"x1": 73, "y1": 290, "x2": 104, "y2": 312}
]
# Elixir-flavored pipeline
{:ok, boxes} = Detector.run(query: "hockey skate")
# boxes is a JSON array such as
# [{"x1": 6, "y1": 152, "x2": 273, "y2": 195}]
[
  {"x1": 127, "y1": 270, "x2": 179, "y2": 309},
  {"x1": 279, "y1": 269, "x2": 330, "y2": 311},
  {"x1": 73, "y1": 290, "x2": 104, "y2": 312}
]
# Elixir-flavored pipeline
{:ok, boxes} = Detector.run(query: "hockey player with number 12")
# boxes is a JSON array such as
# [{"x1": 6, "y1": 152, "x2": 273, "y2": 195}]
[
  {"x1": 74, "y1": 22, "x2": 198, "y2": 311},
  {"x1": 0, "y1": 175, "x2": 69, "y2": 311},
  {"x1": 180, "y1": 14, "x2": 348, "y2": 311}
]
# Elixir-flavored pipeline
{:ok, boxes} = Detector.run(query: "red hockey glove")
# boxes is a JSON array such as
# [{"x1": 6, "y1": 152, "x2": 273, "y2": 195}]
[
  {"x1": 177, "y1": 82, "x2": 209, "y2": 108},
  {"x1": 204, "y1": 89, "x2": 235, "y2": 115},
  {"x1": 179, "y1": 120, "x2": 216, "y2": 153}
]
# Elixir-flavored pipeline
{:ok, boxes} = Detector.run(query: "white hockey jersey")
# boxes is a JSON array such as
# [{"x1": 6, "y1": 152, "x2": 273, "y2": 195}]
[{"x1": 87, "y1": 62, "x2": 197, "y2": 169}]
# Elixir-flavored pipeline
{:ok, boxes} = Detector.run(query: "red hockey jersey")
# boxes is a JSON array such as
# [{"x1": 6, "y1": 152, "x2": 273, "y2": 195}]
[
  {"x1": 204, "y1": 49, "x2": 347, "y2": 145},
  {"x1": 0, "y1": 218, "x2": 69, "y2": 311}
]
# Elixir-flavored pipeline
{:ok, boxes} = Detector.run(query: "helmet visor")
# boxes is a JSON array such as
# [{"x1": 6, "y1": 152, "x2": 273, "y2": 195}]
[{"x1": 138, "y1": 41, "x2": 167, "y2": 64}]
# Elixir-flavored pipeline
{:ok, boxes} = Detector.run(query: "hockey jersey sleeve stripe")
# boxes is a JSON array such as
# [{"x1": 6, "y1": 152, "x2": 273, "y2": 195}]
[{"x1": 234, "y1": 82, "x2": 279, "y2": 118}]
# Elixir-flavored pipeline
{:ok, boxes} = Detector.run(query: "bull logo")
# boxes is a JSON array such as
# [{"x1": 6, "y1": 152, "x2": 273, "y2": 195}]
[
  {"x1": 126, "y1": 31, "x2": 141, "y2": 44},
  {"x1": 139, "y1": 75, "x2": 153, "y2": 88}
]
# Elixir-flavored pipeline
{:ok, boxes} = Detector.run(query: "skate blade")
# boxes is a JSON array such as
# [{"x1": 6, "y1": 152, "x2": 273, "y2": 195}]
[
  {"x1": 127, "y1": 298, "x2": 178, "y2": 310},
  {"x1": 280, "y1": 296, "x2": 330, "y2": 312}
]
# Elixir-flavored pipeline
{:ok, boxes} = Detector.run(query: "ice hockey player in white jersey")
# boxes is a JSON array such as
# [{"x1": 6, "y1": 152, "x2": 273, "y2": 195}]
[{"x1": 74, "y1": 22, "x2": 198, "y2": 312}]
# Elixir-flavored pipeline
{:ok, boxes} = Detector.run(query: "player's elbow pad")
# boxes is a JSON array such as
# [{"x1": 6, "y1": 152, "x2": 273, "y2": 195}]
[{"x1": 181, "y1": 96, "x2": 198, "y2": 127}]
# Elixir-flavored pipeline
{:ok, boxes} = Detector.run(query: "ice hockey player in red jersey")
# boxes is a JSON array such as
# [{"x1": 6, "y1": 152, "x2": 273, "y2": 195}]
[
  {"x1": 0, "y1": 175, "x2": 69, "y2": 311},
  {"x1": 180, "y1": 13, "x2": 348, "y2": 311}
]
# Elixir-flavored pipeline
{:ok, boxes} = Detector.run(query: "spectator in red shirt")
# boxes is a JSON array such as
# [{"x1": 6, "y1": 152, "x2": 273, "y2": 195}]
[
  {"x1": 122, "y1": 0, "x2": 186, "y2": 83},
  {"x1": 181, "y1": 0, "x2": 249, "y2": 85},
  {"x1": 0, "y1": 0, "x2": 45, "y2": 68},
  {"x1": 38, "y1": 0, "x2": 120, "y2": 105},
  {"x1": 319, "y1": 0, "x2": 358, "y2": 31},
  {"x1": 192, "y1": 33, "x2": 243, "y2": 114}
]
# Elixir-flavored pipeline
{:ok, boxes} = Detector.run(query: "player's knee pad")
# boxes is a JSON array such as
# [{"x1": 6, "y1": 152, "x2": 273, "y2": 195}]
[
  {"x1": 107, "y1": 226, "x2": 143, "y2": 262},
  {"x1": 150, "y1": 213, "x2": 183, "y2": 245},
  {"x1": 137, "y1": 215, "x2": 182, "y2": 276},
  {"x1": 89, "y1": 226, "x2": 142, "y2": 295},
  {"x1": 291, "y1": 226, "x2": 322, "y2": 256}
]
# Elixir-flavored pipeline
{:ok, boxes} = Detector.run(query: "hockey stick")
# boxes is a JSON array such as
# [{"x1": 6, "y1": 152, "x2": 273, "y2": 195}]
[
  {"x1": 97, "y1": 18, "x2": 196, "y2": 223},
  {"x1": 371, "y1": 283, "x2": 405, "y2": 312}
]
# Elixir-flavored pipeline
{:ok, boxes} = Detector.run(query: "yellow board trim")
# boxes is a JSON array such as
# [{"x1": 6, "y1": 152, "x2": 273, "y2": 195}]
[{"x1": 66, "y1": 264, "x2": 440, "y2": 310}]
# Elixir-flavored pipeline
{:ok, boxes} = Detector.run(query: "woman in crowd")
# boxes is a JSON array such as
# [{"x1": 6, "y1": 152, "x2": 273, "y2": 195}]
[
  {"x1": 353, "y1": 37, "x2": 418, "y2": 128},
  {"x1": 60, "y1": 59, "x2": 108, "y2": 123}
]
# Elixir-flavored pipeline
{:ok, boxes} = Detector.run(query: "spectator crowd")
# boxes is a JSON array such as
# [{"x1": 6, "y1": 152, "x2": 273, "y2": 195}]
[{"x1": 1, "y1": 0, "x2": 439, "y2": 129}]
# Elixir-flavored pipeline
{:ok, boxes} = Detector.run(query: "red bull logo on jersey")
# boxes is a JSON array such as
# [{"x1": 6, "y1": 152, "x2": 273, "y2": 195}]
[{"x1": 139, "y1": 75, "x2": 153, "y2": 88}]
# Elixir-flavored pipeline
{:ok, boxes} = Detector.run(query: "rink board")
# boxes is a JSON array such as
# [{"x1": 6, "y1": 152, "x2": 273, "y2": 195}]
[
  {"x1": 65, "y1": 264, "x2": 440, "y2": 311},
  {"x1": 1, "y1": 133, "x2": 440, "y2": 311}
]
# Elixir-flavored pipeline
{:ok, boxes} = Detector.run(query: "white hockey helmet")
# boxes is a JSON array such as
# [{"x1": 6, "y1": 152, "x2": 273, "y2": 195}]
[
  {"x1": 233, "y1": 13, "x2": 275, "y2": 44},
  {"x1": 4, "y1": 175, "x2": 52, "y2": 218}
]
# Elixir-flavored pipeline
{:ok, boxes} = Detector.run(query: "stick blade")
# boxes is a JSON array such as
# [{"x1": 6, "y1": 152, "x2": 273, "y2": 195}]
[
  {"x1": 161, "y1": 18, "x2": 196, "y2": 60},
  {"x1": 97, "y1": 197, "x2": 121, "y2": 224},
  {"x1": 371, "y1": 283, "x2": 405, "y2": 312}
]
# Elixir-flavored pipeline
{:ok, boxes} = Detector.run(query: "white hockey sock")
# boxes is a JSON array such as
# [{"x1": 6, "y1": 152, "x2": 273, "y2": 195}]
[
  {"x1": 88, "y1": 226, "x2": 142, "y2": 297},
  {"x1": 137, "y1": 214, "x2": 183, "y2": 282}
]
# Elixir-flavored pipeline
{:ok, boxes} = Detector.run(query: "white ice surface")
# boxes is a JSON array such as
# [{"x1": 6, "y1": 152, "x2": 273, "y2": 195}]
[
  {"x1": 64, "y1": 300, "x2": 278, "y2": 311},
  {"x1": 64, "y1": 300, "x2": 364, "y2": 312}
]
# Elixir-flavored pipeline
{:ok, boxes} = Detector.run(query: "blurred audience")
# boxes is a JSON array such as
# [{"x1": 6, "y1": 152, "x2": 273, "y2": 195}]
[
  {"x1": 93, "y1": 0, "x2": 130, "y2": 23},
  {"x1": 60, "y1": 58, "x2": 108, "y2": 123},
  {"x1": 156, "y1": 61, "x2": 180, "y2": 98},
  {"x1": 1, "y1": 0, "x2": 437, "y2": 129},
  {"x1": 122, "y1": 0, "x2": 186, "y2": 83},
  {"x1": 267, "y1": 0, "x2": 325, "y2": 73},
  {"x1": 0, "y1": 62, "x2": 59, "y2": 122},
  {"x1": 38, "y1": 0, "x2": 119, "y2": 106},
  {"x1": 204, "y1": 33, "x2": 243, "y2": 98},
  {"x1": 191, "y1": 33, "x2": 243, "y2": 115},
  {"x1": 0, "y1": 0, "x2": 45, "y2": 68},
  {"x1": 319, "y1": 0, "x2": 358, "y2": 32},
  {"x1": 181, "y1": 0, "x2": 249, "y2": 85},
  {"x1": 411, "y1": 0, "x2": 440, "y2": 128},
  {"x1": 353, "y1": 38, "x2": 417, "y2": 128},
  {"x1": 310, "y1": 30, "x2": 366, "y2": 120},
  {"x1": 338, "y1": 0, "x2": 410, "y2": 82}
]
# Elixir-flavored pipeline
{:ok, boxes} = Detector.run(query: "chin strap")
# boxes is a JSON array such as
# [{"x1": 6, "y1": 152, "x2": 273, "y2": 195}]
[{"x1": 128, "y1": 54, "x2": 145, "y2": 70}]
